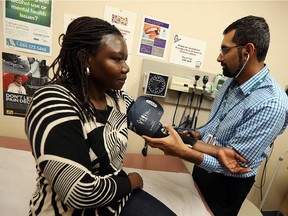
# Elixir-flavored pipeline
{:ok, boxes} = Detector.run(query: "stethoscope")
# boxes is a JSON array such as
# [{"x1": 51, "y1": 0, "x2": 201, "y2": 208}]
[
  {"x1": 174, "y1": 54, "x2": 253, "y2": 132},
  {"x1": 174, "y1": 81, "x2": 230, "y2": 132}
]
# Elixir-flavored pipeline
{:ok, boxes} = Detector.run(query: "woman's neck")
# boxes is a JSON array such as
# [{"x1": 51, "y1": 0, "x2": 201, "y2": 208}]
[
  {"x1": 88, "y1": 86, "x2": 108, "y2": 110},
  {"x1": 89, "y1": 94, "x2": 107, "y2": 110}
]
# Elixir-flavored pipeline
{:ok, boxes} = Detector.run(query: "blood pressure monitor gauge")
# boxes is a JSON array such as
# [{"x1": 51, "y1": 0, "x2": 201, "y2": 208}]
[{"x1": 144, "y1": 72, "x2": 169, "y2": 97}]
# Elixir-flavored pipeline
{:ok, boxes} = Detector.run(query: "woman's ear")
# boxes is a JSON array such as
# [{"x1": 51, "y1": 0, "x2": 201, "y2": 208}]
[
  {"x1": 87, "y1": 56, "x2": 93, "y2": 67},
  {"x1": 77, "y1": 49, "x2": 89, "y2": 67}
]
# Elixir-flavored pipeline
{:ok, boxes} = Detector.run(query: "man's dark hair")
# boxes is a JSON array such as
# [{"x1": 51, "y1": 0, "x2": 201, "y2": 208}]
[
  {"x1": 14, "y1": 74, "x2": 22, "y2": 81},
  {"x1": 223, "y1": 15, "x2": 270, "y2": 62}
]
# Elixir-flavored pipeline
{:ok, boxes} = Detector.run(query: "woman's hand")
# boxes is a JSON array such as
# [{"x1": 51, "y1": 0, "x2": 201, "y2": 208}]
[{"x1": 128, "y1": 172, "x2": 143, "y2": 191}]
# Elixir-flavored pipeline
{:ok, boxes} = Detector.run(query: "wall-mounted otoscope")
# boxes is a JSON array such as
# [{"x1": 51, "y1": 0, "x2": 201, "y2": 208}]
[
  {"x1": 182, "y1": 75, "x2": 200, "y2": 128},
  {"x1": 202, "y1": 75, "x2": 209, "y2": 89},
  {"x1": 192, "y1": 75, "x2": 209, "y2": 128}
]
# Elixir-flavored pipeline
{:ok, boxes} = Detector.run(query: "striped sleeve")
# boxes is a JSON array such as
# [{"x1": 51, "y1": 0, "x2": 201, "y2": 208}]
[{"x1": 25, "y1": 85, "x2": 131, "y2": 211}]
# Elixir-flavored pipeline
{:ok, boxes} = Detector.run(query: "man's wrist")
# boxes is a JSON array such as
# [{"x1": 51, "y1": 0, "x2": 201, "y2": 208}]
[
  {"x1": 179, "y1": 145, "x2": 204, "y2": 165},
  {"x1": 214, "y1": 146, "x2": 222, "y2": 158}
]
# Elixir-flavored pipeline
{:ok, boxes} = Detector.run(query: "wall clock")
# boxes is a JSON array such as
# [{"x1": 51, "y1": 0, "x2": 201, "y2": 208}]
[{"x1": 144, "y1": 72, "x2": 169, "y2": 97}]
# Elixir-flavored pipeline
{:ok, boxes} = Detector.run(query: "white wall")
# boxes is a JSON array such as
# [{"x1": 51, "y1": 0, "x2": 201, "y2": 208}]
[{"x1": 1, "y1": 0, "x2": 288, "y2": 212}]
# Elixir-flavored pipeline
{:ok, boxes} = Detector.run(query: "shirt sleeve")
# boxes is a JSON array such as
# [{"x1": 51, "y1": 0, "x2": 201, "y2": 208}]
[
  {"x1": 230, "y1": 98, "x2": 287, "y2": 164},
  {"x1": 7, "y1": 83, "x2": 17, "y2": 93},
  {"x1": 199, "y1": 97, "x2": 288, "y2": 175},
  {"x1": 198, "y1": 154, "x2": 224, "y2": 173}
]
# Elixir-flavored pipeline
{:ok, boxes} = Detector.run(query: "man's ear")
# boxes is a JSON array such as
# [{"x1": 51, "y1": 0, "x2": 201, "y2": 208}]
[{"x1": 244, "y1": 43, "x2": 255, "y2": 57}]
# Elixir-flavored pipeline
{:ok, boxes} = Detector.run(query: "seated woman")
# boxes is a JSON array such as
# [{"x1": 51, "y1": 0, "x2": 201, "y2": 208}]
[{"x1": 25, "y1": 16, "x2": 176, "y2": 216}]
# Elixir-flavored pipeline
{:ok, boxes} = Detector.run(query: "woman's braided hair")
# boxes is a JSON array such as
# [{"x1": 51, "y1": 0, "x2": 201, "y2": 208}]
[{"x1": 47, "y1": 16, "x2": 122, "y2": 120}]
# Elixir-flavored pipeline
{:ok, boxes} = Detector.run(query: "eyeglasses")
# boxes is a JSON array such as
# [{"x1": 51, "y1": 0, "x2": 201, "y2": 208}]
[{"x1": 220, "y1": 45, "x2": 244, "y2": 54}]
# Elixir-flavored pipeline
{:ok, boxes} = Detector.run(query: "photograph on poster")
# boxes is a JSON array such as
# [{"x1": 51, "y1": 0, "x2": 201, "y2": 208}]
[{"x1": 2, "y1": 52, "x2": 48, "y2": 117}]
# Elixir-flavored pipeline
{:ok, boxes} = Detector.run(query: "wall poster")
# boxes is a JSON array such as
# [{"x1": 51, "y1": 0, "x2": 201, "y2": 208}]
[
  {"x1": 3, "y1": 0, "x2": 53, "y2": 56},
  {"x1": 104, "y1": 5, "x2": 137, "y2": 55},
  {"x1": 169, "y1": 34, "x2": 207, "y2": 69},
  {"x1": 138, "y1": 15, "x2": 171, "y2": 60},
  {"x1": 2, "y1": 52, "x2": 49, "y2": 117}
]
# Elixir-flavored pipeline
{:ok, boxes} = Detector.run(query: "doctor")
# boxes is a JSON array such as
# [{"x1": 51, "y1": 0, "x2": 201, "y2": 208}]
[{"x1": 143, "y1": 15, "x2": 288, "y2": 216}]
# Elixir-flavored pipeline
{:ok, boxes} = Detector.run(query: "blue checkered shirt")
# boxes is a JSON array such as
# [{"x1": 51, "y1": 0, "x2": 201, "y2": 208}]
[{"x1": 198, "y1": 65, "x2": 288, "y2": 177}]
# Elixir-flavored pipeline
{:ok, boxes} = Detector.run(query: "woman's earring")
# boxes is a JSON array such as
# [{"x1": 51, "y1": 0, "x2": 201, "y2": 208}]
[{"x1": 86, "y1": 67, "x2": 90, "y2": 76}]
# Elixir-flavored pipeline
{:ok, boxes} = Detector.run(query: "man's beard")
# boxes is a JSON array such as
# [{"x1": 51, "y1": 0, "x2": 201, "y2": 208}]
[{"x1": 222, "y1": 62, "x2": 244, "y2": 78}]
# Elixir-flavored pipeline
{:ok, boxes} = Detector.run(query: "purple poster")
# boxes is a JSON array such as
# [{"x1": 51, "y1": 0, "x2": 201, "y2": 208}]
[{"x1": 138, "y1": 16, "x2": 171, "y2": 59}]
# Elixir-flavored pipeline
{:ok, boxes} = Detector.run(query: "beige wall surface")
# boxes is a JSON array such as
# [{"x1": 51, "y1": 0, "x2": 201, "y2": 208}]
[{"x1": 1, "y1": 0, "x2": 288, "y2": 212}]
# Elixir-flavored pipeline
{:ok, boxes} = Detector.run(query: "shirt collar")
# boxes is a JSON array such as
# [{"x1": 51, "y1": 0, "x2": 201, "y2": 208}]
[{"x1": 237, "y1": 65, "x2": 269, "y2": 97}]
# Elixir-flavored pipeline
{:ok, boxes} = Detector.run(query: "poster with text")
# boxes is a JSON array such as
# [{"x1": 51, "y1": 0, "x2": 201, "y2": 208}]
[
  {"x1": 104, "y1": 6, "x2": 137, "y2": 54},
  {"x1": 169, "y1": 34, "x2": 207, "y2": 69},
  {"x1": 3, "y1": 0, "x2": 53, "y2": 56},
  {"x1": 2, "y1": 52, "x2": 49, "y2": 117},
  {"x1": 138, "y1": 16, "x2": 171, "y2": 59}
]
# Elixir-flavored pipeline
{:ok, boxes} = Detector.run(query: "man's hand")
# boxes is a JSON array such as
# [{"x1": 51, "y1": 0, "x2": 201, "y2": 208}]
[
  {"x1": 142, "y1": 125, "x2": 187, "y2": 156},
  {"x1": 143, "y1": 125, "x2": 204, "y2": 164},
  {"x1": 217, "y1": 147, "x2": 252, "y2": 174},
  {"x1": 143, "y1": 125, "x2": 252, "y2": 173},
  {"x1": 179, "y1": 130, "x2": 202, "y2": 140},
  {"x1": 25, "y1": 72, "x2": 32, "y2": 77}
]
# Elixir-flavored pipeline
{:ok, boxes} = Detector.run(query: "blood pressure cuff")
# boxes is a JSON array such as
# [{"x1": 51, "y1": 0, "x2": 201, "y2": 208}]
[
  {"x1": 127, "y1": 96, "x2": 197, "y2": 146},
  {"x1": 127, "y1": 96, "x2": 168, "y2": 138}
]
